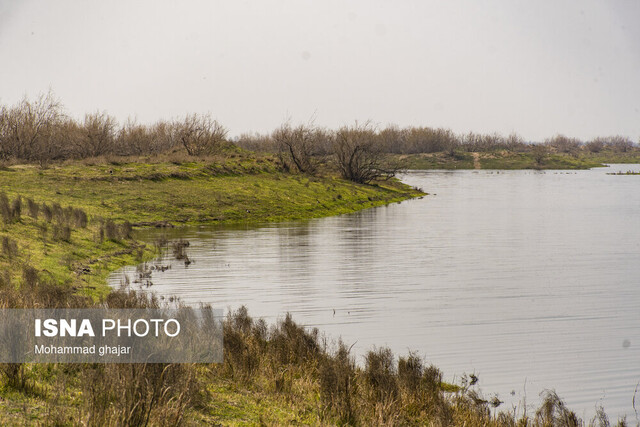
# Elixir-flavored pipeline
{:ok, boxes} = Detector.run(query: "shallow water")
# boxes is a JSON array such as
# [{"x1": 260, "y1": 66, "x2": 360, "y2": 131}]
[{"x1": 110, "y1": 164, "x2": 640, "y2": 420}]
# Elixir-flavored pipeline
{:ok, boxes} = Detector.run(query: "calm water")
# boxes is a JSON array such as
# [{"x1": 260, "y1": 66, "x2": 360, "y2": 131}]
[{"x1": 110, "y1": 164, "x2": 640, "y2": 420}]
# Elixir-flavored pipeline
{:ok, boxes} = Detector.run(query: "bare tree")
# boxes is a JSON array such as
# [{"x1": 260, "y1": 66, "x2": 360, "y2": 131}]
[
  {"x1": 272, "y1": 122, "x2": 322, "y2": 174},
  {"x1": 585, "y1": 138, "x2": 605, "y2": 153},
  {"x1": 81, "y1": 111, "x2": 118, "y2": 157},
  {"x1": 149, "y1": 120, "x2": 180, "y2": 154},
  {"x1": 1, "y1": 91, "x2": 65, "y2": 166},
  {"x1": 606, "y1": 135, "x2": 634, "y2": 153},
  {"x1": 545, "y1": 134, "x2": 582, "y2": 154},
  {"x1": 0, "y1": 105, "x2": 9, "y2": 161},
  {"x1": 531, "y1": 143, "x2": 548, "y2": 167},
  {"x1": 175, "y1": 113, "x2": 227, "y2": 156},
  {"x1": 116, "y1": 119, "x2": 154, "y2": 156},
  {"x1": 333, "y1": 122, "x2": 394, "y2": 184}
]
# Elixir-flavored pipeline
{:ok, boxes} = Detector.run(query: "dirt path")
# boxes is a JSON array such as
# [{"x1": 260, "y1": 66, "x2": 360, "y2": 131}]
[{"x1": 472, "y1": 152, "x2": 481, "y2": 169}]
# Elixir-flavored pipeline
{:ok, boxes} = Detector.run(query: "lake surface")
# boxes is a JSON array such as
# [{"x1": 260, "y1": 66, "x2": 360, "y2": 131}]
[{"x1": 110, "y1": 164, "x2": 640, "y2": 420}]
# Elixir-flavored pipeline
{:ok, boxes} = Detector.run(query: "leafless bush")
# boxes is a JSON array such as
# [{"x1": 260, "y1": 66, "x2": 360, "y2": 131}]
[
  {"x1": 594, "y1": 135, "x2": 635, "y2": 153},
  {"x1": 405, "y1": 126, "x2": 458, "y2": 154},
  {"x1": 531, "y1": 143, "x2": 549, "y2": 166},
  {"x1": 545, "y1": 134, "x2": 582, "y2": 154},
  {"x1": 104, "y1": 219, "x2": 118, "y2": 241},
  {"x1": 116, "y1": 118, "x2": 155, "y2": 156},
  {"x1": 149, "y1": 120, "x2": 180, "y2": 153},
  {"x1": 10, "y1": 196, "x2": 21, "y2": 221},
  {"x1": 79, "y1": 111, "x2": 118, "y2": 157},
  {"x1": 319, "y1": 340, "x2": 357, "y2": 424},
  {"x1": 0, "y1": 91, "x2": 65, "y2": 167},
  {"x1": 81, "y1": 363, "x2": 197, "y2": 426},
  {"x1": 0, "y1": 192, "x2": 10, "y2": 223},
  {"x1": 41, "y1": 203, "x2": 53, "y2": 222},
  {"x1": 273, "y1": 122, "x2": 322, "y2": 173},
  {"x1": 0, "y1": 193, "x2": 21, "y2": 223},
  {"x1": 26, "y1": 198, "x2": 39, "y2": 219},
  {"x1": 235, "y1": 132, "x2": 277, "y2": 152},
  {"x1": 52, "y1": 224, "x2": 72, "y2": 242},
  {"x1": 72, "y1": 208, "x2": 88, "y2": 228},
  {"x1": 1, "y1": 236, "x2": 18, "y2": 258},
  {"x1": 365, "y1": 347, "x2": 399, "y2": 417},
  {"x1": 333, "y1": 122, "x2": 394, "y2": 183},
  {"x1": 175, "y1": 113, "x2": 228, "y2": 156},
  {"x1": 585, "y1": 138, "x2": 605, "y2": 153},
  {"x1": 535, "y1": 390, "x2": 579, "y2": 427}
]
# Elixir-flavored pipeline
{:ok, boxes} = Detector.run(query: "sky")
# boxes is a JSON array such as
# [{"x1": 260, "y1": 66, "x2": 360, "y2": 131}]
[{"x1": 1, "y1": 0, "x2": 639, "y2": 142}]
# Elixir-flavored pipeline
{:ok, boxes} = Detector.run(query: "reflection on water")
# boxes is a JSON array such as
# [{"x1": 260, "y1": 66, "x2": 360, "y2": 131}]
[{"x1": 110, "y1": 165, "x2": 640, "y2": 419}]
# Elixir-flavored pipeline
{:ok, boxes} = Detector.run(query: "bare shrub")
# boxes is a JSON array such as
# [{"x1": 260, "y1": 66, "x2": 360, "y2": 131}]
[
  {"x1": 365, "y1": 347, "x2": 399, "y2": 407},
  {"x1": 26, "y1": 198, "x2": 39, "y2": 219},
  {"x1": 535, "y1": 390, "x2": 579, "y2": 427},
  {"x1": 175, "y1": 113, "x2": 228, "y2": 156},
  {"x1": 405, "y1": 126, "x2": 458, "y2": 154},
  {"x1": 116, "y1": 119, "x2": 154, "y2": 156},
  {"x1": 586, "y1": 138, "x2": 605, "y2": 153},
  {"x1": 545, "y1": 134, "x2": 582, "y2": 154},
  {"x1": 333, "y1": 122, "x2": 393, "y2": 184},
  {"x1": 72, "y1": 208, "x2": 88, "y2": 228},
  {"x1": 41, "y1": 203, "x2": 53, "y2": 222},
  {"x1": 120, "y1": 220, "x2": 132, "y2": 239},
  {"x1": 81, "y1": 363, "x2": 197, "y2": 426},
  {"x1": 531, "y1": 143, "x2": 548, "y2": 167},
  {"x1": 80, "y1": 111, "x2": 118, "y2": 157},
  {"x1": 269, "y1": 312, "x2": 321, "y2": 367},
  {"x1": 235, "y1": 132, "x2": 277, "y2": 152},
  {"x1": 10, "y1": 196, "x2": 21, "y2": 222},
  {"x1": 1, "y1": 236, "x2": 18, "y2": 259},
  {"x1": 21, "y1": 264, "x2": 39, "y2": 290},
  {"x1": 104, "y1": 219, "x2": 118, "y2": 241},
  {"x1": 272, "y1": 122, "x2": 322, "y2": 173},
  {"x1": 223, "y1": 306, "x2": 262, "y2": 381},
  {"x1": 1, "y1": 91, "x2": 65, "y2": 167},
  {"x1": 601, "y1": 135, "x2": 635, "y2": 153},
  {"x1": 0, "y1": 192, "x2": 10, "y2": 223},
  {"x1": 319, "y1": 340, "x2": 357, "y2": 424},
  {"x1": 52, "y1": 224, "x2": 71, "y2": 242}
]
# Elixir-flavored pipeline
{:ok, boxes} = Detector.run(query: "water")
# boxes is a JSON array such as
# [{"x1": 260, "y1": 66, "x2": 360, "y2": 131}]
[{"x1": 110, "y1": 164, "x2": 640, "y2": 420}]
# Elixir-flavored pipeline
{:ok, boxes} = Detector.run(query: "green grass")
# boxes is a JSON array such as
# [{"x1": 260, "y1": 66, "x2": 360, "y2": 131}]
[
  {"x1": 393, "y1": 152, "x2": 476, "y2": 169},
  {"x1": 393, "y1": 149, "x2": 640, "y2": 170},
  {"x1": 0, "y1": 156, "x2": 421, "y2": 300}
]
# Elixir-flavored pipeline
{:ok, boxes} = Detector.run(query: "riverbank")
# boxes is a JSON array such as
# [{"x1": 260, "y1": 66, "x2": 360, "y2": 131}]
[
  {"x1": 393, "y1": 150, "x2": 640, "y2": 170},
  {"x1": 0, "y1": 155, "x2": 421, "y2": 300},
  {"x1": 0, "y1": 157, "x2": 627, "y2": 425}
]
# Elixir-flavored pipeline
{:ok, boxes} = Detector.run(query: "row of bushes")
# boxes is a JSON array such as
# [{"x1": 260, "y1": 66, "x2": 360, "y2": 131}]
[
  {"x1": 0, "y1": 92, "x2": 231, "y2": 166},
  {"x1": 238, "y1": 124, "x2": 638, "y2": 156}
]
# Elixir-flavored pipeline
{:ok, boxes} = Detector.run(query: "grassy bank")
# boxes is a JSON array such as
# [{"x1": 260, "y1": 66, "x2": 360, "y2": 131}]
[
  {"x1": 0, "y1": 155, "x2": 628, "y2": 426},
  {"x1": 393, "y1": 150, "x2": 640, "y2": 170},
  {"x1": 0, "y1": 155, "x2": 420, "y2": 300}
]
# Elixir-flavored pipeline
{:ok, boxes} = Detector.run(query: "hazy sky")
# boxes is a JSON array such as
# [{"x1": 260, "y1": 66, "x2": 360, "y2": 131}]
[{"x1": 1, "y1": 0, "x2": 639, "y2": 141}]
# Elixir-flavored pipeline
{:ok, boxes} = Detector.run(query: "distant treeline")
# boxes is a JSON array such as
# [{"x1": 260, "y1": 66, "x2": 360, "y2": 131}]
[
  {"x1": 1, "y1": 92, "x2": 637, "y2": 179},
  {"x1": 236, "y1": 125, "x2": 638, "y2": 156}
]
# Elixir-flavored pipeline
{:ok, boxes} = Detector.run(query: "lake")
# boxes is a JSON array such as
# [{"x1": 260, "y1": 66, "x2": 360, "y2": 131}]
[{"x1": 109, "y1": 164, "x2": 640, "y2": 421}]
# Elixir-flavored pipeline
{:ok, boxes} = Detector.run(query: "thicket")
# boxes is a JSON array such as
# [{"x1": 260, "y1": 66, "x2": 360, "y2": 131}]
[
  {"x1": 237, "y1": 125, "x2": 638, "y2": 157},
  {"x1": 0, "y1": 92, "x2": 231, "y2": 166}
]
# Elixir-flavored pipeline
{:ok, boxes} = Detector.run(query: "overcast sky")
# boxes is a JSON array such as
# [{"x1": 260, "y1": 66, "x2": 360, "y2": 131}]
[{"x1": 1, "y1": 0, "x2": 639, "y2": 141}]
